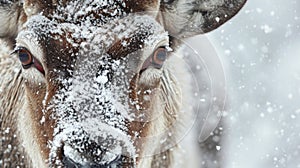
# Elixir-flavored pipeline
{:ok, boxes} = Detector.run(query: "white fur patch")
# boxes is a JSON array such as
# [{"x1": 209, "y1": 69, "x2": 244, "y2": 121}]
[{"x1": 17, "y1": 100, "x2": 47, "y2": 168}]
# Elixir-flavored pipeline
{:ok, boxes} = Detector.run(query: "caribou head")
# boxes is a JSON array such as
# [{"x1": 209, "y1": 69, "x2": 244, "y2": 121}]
[{"x1": 0, "y1": 0, "x2": 246, "y2": 167}]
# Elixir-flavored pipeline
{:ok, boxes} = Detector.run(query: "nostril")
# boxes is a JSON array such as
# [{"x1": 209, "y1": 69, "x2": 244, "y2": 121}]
[
  {"x1": 62, "y1": 155, "x2": 81, "y2": 168},
  {"x1": 62, "y1": 144, "x2": 82, "y2": 168},
  {"x1": 62, "y1": 144, "x2": 89, "y2": 168}
]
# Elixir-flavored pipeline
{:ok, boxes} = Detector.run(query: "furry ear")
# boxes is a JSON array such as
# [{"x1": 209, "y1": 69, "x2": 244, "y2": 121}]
[
  {"x1": 0, "y1": 1, "x2": 27, "y2": 44},
  {"x1": 160, "y1": 0, "x2": 247, "y2": 38}
]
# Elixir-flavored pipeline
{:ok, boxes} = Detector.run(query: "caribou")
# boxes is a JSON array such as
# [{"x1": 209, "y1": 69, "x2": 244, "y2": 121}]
[{"x1": 0, "y1": 0, "x2": 246, "y2": 167}]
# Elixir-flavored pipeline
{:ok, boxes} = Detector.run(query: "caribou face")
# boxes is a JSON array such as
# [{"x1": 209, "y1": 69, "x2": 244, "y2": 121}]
[{"x1": 0, "y1": 0, "x2": 246, "y2": 167}]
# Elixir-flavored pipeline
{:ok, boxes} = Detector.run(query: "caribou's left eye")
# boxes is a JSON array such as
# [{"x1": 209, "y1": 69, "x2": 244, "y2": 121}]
[
  {"x1": 141, "y1": 47, "x2": 168, "y2": 71},
  {"x1": 152, "y1": 47, "x2": 168, "y2": 69}
]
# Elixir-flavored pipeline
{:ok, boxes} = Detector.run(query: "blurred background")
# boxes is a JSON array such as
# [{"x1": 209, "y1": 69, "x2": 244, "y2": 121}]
[{"x1": 190, "y1": 0, "x2": 300, "y2": 167}]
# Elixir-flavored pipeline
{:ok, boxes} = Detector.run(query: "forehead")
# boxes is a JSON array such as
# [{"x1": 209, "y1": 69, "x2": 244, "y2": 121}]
[
  {"x1": 21, "y1": 13, "x2": 167, "y2": 57},
  {"x1": 22, "y1": 0, "x2": 165, "y2": 50},
  {"x1": 53, "y1": 0, "x2": 158, "y2": 23},
  {"x1": 25, "y1": 0, "x2": 160, "y2": 19},
  {"x1": 17, "y1": 2, "x2": 168, "y2": 80}
]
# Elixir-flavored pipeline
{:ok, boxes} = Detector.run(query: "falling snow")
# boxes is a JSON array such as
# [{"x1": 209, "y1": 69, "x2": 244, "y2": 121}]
[{"x1": 208, "y1": 0, "x2": 300, "y2": 168}]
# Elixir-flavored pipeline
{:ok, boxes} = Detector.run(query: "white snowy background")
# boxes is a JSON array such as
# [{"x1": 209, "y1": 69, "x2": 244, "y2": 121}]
[{"x1": 190, "y1": 0, "x2": 300, "y2": 167}]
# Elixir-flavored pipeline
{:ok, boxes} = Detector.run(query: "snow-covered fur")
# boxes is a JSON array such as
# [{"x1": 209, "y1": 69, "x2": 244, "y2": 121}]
[{"x1": 0, "y1": 0, "x2": 246, "y2": 167}]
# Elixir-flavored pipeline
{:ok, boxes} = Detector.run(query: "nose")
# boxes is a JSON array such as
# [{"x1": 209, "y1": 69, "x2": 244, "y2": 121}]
[
  {"x1": 55, "y1": 125, "x2": 136, "y2": 167},
  {"x1": 62, "y1": 142, "x2": 125, "y2": 168},
  {"x1": 62, "y1": 154, "x2": 123, "y2": 168},
  {"x1": 61, "y1": 143, "x2": 133, "y2": 168}
]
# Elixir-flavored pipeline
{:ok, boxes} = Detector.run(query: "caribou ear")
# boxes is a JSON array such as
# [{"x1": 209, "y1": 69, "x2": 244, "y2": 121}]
[
  {"x1": 0, "y1": 1, "x2": 26, "y2": 44},
  {"x1": 160, "y1": 0, "x2": 247, "y2": 38}
]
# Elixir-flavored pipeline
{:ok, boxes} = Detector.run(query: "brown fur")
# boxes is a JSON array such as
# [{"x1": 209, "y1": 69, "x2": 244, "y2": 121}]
[{"x1": 0, "y1": 42, "x2": 29, "y2": 167}]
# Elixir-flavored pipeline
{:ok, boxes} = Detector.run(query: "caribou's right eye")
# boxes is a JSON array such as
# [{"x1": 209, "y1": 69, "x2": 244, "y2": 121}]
[
  {"x1": 16, "y1": 47, "x2": 33, "y2": 69},
  {"x1": 13, "y1": 47, "x2": 45, "y2": 75}
]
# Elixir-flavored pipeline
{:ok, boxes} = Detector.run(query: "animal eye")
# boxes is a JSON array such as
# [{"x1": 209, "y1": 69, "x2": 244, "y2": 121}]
[
  {"x1": 13, "y1": 47, "x2": 45, "y2": 75},
  {"x1": 17, "y1": 47, "x2": 33, "y2": 69},
  {"x1": 141, "y1": 47, "x2": 168, "y2": 71},
  {"x1": 152, "y1": 47, "x2": 167, "y2": 69}
]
